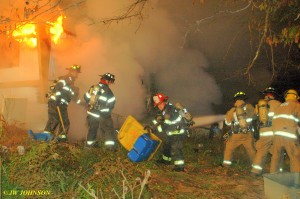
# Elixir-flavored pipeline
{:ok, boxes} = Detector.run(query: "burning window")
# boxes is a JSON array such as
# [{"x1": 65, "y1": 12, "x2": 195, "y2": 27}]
[
  {"x1": 11, "y1": 15, "x2": 65, "y2": 48},
  {"x1": 12, "y1": 23, "x2": 37, "y2": 48}
]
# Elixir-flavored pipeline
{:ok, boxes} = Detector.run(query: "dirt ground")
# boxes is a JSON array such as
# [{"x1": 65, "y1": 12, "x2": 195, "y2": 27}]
[
  {"x1": 151, "y1": 172, "x2": 264, "y2": 199},
  {"x1": 147, "y1": 141, "x2": 266, "y2": 199}
]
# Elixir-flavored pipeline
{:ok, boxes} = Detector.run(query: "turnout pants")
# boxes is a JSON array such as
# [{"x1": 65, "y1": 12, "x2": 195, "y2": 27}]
[
  {"x1": 223, "y1": 133, "x2": 256, "y2": 166},
  {"x1": 86, "y1": 114, "x2": 115, "y2": 147},
  {"x1": 251, "y1": 136, "x2": 273, "y2": 174},
  {"x1": 161, "y1": 135, "x2": 185, "y2": 168},
  {"x1": 270, "y1": 136, "x2": 300, "y2": 173},
  {"x1": 44, "y1": 101, "x2": 69, "y2": 135}
]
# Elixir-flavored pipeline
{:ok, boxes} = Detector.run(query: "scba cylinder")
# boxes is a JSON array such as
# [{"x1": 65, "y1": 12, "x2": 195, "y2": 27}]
[
  {"x1": 235, "y1": 106, "x2": 248, "y2": 129},
  {"x1": 175, "y1": 102, "x2": 193, "y2": 122},
  {"x1": 258, "y1": 99, "x2": 268, "y2": 126}
]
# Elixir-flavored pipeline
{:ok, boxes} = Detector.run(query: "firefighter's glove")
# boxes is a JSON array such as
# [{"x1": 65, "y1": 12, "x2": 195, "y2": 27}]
[
  {"x1": 73, "y1": 87, "x2": 80, "y2": 98},
  {"x1": 56, "y1": 99, "x2": 64, "y2": 106},
  {"x1": 223, "y1": 131, "x2": 232, "y2": 142},
  {"x1": 156, "y1": 114, "x2": 165, "y2": 124},
  {"x1": 76, "y1": 99, "x2": 82, "y2": 105},
  {"x1": 144, "y1": 125, "x2": 153, "y2": 134},
  {"x1": 187, "y1": 120, "x2": 195, "y2": 127}
]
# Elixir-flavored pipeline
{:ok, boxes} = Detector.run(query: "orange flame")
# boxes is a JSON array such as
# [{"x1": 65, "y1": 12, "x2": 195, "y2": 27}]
[
  {"x1": 47, "y1": 15, "x2": 64, "y2": 44},
  {"x1": 12, "y1": 15, "x2": 64, "y2": 47},
  {"x1": 12, "y1": 23, "x2": 37, "y2": 48}
]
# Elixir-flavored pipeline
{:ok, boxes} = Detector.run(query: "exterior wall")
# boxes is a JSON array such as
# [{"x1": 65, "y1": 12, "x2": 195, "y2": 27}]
[
  {"x1": 0, "y1": 47, "x2": 40, "y2": 82},
  {"x1": 0, "y1": 28, "x2": 51, "y2": 132},
  {"x1": 0, "y1": 87, "x2": 47, "y2": 131}
]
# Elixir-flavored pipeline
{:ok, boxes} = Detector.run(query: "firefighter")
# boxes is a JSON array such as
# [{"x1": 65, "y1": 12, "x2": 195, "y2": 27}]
[
  {"x1": 149, "y1": 93, "x2": 188, "y2": 172},
  {"x1": 84, "y1": 73, "x2": 116, "y2": 150},
  {"x1": 43, "y1": 64, "x2": 81, "y2": 142},
  {"x1": 270, "y1": 89, "x2": 300, "y2": 173},
  {"x1": 222, "y1": 91, "x2": 257, "y2": 167},
  {"x1": 251, "y1": 87, "x2": 281, "y2": 176}
]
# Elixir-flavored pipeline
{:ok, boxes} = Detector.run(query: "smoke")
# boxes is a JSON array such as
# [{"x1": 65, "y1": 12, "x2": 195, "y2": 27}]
[
  {"x1": 1, "y1": 1, "x2": 281, "y2": 142},
  {"x1": 49, "y1": 0, "x2": 222, "y2": 141}
]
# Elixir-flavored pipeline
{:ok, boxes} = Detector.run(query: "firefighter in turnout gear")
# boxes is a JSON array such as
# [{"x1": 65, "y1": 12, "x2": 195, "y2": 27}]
[
  {"x1": 151, "y1": 93, "x2": 188, "y2": 172},
  {"x1": 251, "y1": 87, "x2": 281, "y2": 176},
  {"x1": 222, "y1": 91, "x2": 256, "y2": 167},
  {"x1": 270, "y1": 89, "x2": 300, "y2": 173},
  {"x1": 84, "y1": 73, "x2": 116, "y2": 150},
  {"x1": 43, "y1": 64, "x2": 81, "y2": 142}
]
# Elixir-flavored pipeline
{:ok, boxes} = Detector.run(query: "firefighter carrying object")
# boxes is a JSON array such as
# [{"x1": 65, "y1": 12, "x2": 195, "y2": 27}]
[{"x1": 117, "y1": 115, "x2": 162, "y2": 162}]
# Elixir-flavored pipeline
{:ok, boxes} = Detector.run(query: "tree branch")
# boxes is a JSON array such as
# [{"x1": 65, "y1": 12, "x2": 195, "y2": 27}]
[
  {"x1": 88, "y1": 0, "x2": 148, "y2": 26},
  {"x1": 244, "y1": 3, "x2": 270, "y2": 76},
  {"x1": 182, "y1": 0, "x2": 253, "y2": 48}
]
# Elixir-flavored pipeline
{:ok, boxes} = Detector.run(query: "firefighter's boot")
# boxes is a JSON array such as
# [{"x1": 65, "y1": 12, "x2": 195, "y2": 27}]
[
  {"x1": 57, "y1": 134, "x2": 68, "y2": 143},
  {"x1": 28, "y1": 130, "x2": 35, "y2": 140},
  {"x1": 156, "y1": 158, "x2": 171, "y2": 165},
  {"x1": 172, "y1": 166, "x2": 185, "y2": 172}
]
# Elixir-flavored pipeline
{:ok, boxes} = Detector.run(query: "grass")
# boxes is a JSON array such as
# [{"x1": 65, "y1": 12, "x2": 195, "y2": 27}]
[{"x1": 0, "y1": 122, "x2": 265, "y2": 199}]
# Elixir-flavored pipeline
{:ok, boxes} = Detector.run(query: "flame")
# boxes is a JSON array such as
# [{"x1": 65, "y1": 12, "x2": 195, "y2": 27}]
[
  {"x1": 12, "y1": 23, "x2": 37, "y2": 48},
  {"x1": 47, "y1": 15, "x2": 64, "y2": 44},
  {"x1": 12, "y1": 15, "x2": 65, "y2": 47}
]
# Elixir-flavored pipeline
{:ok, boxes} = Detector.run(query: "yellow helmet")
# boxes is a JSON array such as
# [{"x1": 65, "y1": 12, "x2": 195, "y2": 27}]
[
  {"x1": 284, "y1": 89, "x2": 299, "y2": 101},
  {"x1": 66, "y1": 64, "x2": 81, "y2": 73},
  {"x1": 233, "y1": 91, "x2": 247, "y2": 101},
  {"x1": 70, "y1": 64, "x2": 81, "y2": 72}
]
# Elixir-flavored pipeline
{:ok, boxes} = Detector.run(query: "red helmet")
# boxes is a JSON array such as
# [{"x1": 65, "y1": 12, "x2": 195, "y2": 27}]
[{"x1": 153, "y1": 93, "x2": 168, "y2": 106}]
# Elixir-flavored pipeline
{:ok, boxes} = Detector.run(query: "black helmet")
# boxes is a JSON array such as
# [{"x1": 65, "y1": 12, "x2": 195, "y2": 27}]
[
  {"x1": 262, "y1": 87, "x2": 278, "y2": 95},
  {"x1": 233, "y1": 91, "x2": 247, "y2": 101},
  {"x1": 260, "y1": 87, "x2": 281, "y2": 100},
  {"x1": 100, "y1": 73, "x2": 115, "y2": 83}
]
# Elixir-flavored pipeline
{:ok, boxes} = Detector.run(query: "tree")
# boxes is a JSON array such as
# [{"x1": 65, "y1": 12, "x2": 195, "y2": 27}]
[
  {"x1": 247, "y1": 0, "x2": 300, "y2": 83},
  {"x1": 183, "y1": 0, "x2": 299, "y2": 89}
]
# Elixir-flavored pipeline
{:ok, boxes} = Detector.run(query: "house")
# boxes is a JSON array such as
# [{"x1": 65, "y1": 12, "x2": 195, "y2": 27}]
[{"x1": 0, "y1": 25, "x2": 53, "y2": 132}]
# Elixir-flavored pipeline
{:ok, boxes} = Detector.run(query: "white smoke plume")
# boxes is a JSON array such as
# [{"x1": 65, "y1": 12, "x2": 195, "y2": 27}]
[
  {"x1": 1, "y1": 0, "x2": 221, "y2": 140},
  {"x1": 48, "y1": 0, "x2": 222, "y2": 141}
]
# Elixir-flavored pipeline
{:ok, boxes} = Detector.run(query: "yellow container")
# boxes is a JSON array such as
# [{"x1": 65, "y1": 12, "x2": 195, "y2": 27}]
[
  {"x1": 118, "y1": 115, "x2": 162, "y2": 160},
  {"x1": 118, "y1": 115, "x2": 145, "y2": 151}
]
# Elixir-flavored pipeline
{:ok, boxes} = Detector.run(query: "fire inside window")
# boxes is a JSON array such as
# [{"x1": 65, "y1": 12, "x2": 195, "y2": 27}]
[{"x1": 12, "y1": 15, "x2": 65, "y2": 48}]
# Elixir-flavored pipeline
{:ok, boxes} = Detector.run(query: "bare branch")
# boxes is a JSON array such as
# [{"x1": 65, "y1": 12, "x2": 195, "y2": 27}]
[
  {"x1": 295, "y1": 13, "x2": 300, "y2": 21},
  {"x1": 222, "y1": 30, "x2": 242, "y2": 63},
  {"x1": 269, "y1": 36, "x2": 276, "y2": 80},
  {"x1": 88, "y1": 0, "x2": 148, "y2": 26},
  {"x1": 0, "y1": 0, "x2": 64, "y2": 36},
  {"x1": 244, "y1": 4, "x2": 270, "y2": 76},
  {"x1": 182, "y1": 0, "x2": 253, "y2": 47},
  {"x1": 138, "y1": 170, "x2": 150, "y2": 199},
  {"x1": 79, "y1": 182, "x2": 99, "y2": 199},
  {"x1": 29, "y1": 0, "x2": 63, "y2": 21}
]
